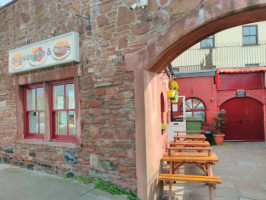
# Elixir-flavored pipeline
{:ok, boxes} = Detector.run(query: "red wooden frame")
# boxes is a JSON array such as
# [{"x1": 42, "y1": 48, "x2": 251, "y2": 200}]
[
  {"x1": 50, "y1": 79, "x2": 76, "y2": 142},
  {"x1": 24, "y1": 83, "x2": 44, "y2": 139}
]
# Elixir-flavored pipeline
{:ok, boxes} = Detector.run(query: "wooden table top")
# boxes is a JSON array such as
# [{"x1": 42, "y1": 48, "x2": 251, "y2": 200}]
[
  {"x1": 174, "y1": 130, "x2": 204, "y2": 134},
  {"x1": 162, "y1": 153, "x2": 218, "y2": 163},
  {"x1": 173, "y1": 135, "x2": 206, "y2": 139},
  {"x1": 170, "y1": 141, "x2": 210, "y2": 147}
]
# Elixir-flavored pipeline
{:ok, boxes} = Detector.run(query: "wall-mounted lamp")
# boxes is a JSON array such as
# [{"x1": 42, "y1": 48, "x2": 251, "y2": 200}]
[
  {"x1": 211, "y1": 97, "x2": 215, "y2": 102},
  {"x1": 51, "y1": 27, "x2": 57, "y2": 36},
  {"x1": 129, "y1": 0, "x2": 148, "y2": 11},
  {"x1": 25, "y1": 36, "x2": 30, "y2": 43}
]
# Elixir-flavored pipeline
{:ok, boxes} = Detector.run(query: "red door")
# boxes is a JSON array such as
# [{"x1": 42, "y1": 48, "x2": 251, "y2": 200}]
[{"x1": 220, "y1": 97, "x2": 264, "y2": 141}]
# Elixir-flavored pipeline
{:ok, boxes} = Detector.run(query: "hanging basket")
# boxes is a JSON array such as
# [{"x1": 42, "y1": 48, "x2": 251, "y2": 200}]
[
  {"x1": 170, "y1": 91, "x2": 178, "y2": 100},
  {"x1": 166, "y1": 90, "x2": 176, "y2": 98},
  {"x1": 171, "y1": 99, "x2": 178, "y2": 103}
]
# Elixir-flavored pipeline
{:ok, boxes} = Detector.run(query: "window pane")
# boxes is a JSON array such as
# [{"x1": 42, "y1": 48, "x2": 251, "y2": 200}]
[
  {"x1": 249, "y1": 36, "x2": 256, "y2": 44},
  {"x1": 186, "y1": 99, "x2": 192, "y2": 109},
  {"x1": 186, "y1": 112, "x2": 192, "y2": 117},
  {"x1": 195, "y1": 102, "x2": 205, "y2": 110},
  {"x1": 243, "y1": 36, "x2": 249, "y2": 45},
  {"x1": 243, "y1": 27, "x2": 249, "y2": 36},
  {"x1": 37, "y1": 88, "x2": 44, "y2": 110},
  {"x1": 200, "y1": 40, "x2": 207, "y2": 48},
  {"x1": 194, "y1": 111, "x2": 205, "y2": 121},
  {"x1": 192, "y1": 99, "x2": 200, "y2": 109},
  {"x1": 29, "y1": 112, "x2": 38, "y2": 133},
  {"x1": 40, "y1": 112, "x2": 44, "y2": 134},
  {"x1": 53, "y1": 85, "x2": 64, "y2": 110},
  {"x1": 185, "y1": 105, "x2": 190, "y2": 111},
  {"x1": 250, "y1": 26, "x2": 256, "y2": 35},
  {"x1": 55, "y1": 111, "x2": 67, "y2": 135},
  {"x1": 27, "y1": 89, "x2": 35, "y2": 111},
  {"x1": 69, "y1": 111, "x2": 76, "y2": 135},
  {"x1": 66, "y1": 84, "x2": 75, "y2": 109}
]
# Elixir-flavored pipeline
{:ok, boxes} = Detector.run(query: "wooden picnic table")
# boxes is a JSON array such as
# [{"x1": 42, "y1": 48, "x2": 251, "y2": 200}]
[
  {"x1": 166, "y1": 147, "x2": 212, "y2": 156},
  {"x1": 162, "y1": 153, "x2": 218, "y2": 176},
  {"x1": 170, "y1": 140, "x2": 210, "y2": 147},
  {"x1": 160, "y1": 144, "x2": 221, "y2": 200},
  {"x1": 175, "y1": 130, "x2": 204, "y2": 135},
  {"x1": 173, "y1": 134, "x2": 206, "y2": 142}
]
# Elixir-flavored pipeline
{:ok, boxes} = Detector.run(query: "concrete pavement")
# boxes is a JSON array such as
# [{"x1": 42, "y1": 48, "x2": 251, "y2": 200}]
[
  {"x1": 1, "y1": 142, "x2": 266, "y2": 200},
  {"x1": 162, "y1": 142, "x2": 266, "y2": 200},
  {"x1": 0, "y1": 164, "x2": 128, "y2": 200}
]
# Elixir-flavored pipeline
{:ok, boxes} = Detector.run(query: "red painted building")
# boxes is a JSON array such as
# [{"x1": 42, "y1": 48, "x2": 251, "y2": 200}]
[{"x1": 174, "y1": 67, "x2": 266, "y2": 141}]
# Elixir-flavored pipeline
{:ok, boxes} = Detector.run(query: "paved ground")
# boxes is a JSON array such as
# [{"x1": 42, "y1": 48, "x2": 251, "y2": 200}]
[
  {"x1": 0, "y1": 164, "x2": 128, "y2": 200},
  {"x1": 1, "y1": 142, "x2": 266, "y2": 200},
  {"x1": 162, "y1": 142, "x2": 266, "y2": 200}
]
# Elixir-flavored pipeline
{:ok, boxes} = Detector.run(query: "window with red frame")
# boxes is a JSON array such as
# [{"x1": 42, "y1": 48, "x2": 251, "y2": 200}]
[
  {"x1": 181, "y1": 98, "x2": 206, "y2": 122},
  {"x1": 25, "y1": 84, "x2": 45, "y2": 139},
  {"x1": 51, "y1": 80, "x2": 76, "y2": 142}
]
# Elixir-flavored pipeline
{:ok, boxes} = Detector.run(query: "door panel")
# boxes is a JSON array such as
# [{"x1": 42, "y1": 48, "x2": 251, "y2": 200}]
[{"x1": 221, "y1": 97, "x2": 264, "y2": 141}]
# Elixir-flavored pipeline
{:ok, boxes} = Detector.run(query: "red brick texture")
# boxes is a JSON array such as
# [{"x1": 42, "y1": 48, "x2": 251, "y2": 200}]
[{"x1": 1, "y1": 0, "x2": 266, "y2": 199}]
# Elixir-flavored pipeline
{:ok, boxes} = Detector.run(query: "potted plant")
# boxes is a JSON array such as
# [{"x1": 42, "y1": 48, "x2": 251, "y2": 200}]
[
  {"x1": 212, "y1": 109, "x2": 226, "y2": 145},
  {"x1": 166, "y1": 78, "x2": 179, "y2": 101}
]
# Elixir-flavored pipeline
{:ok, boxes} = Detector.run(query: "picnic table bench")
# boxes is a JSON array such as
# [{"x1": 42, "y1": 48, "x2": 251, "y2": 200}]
[
  {"x1": 173, "y1": 134, "x2": 206, "y2": 142},
  {"x1": 175, "y1": 130, "x2": 204, "y2": 135},
  {"x1": 170, "y1": 140, "x2": 210, "y2": 147},
  {"x1": 167, "y1": 146, "x2": 212, "y2": 156},
  {"x1": 159, "y1": 174, "x2": 221, "y2": 200}
]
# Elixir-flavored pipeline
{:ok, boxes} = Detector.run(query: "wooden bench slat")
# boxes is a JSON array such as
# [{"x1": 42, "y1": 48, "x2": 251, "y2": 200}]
[
  {"x1": 164, "y1": 152, "x2": 214, "y2": 157},
  {"x1": 170, "y1": 141, "x2": 210, "y2": 147},
  {"x1": 159, "y1": 174, "x2": 222, "y2": 184},
  {"x1": 174, "y1": 135, "x2": 206, "y2": 139},
  {"x1": 167, "y1": 146, "x2": 212, "y2": 156},
  {"x1": 162, "y1": 153, "x2": 218, "y2": 162}
]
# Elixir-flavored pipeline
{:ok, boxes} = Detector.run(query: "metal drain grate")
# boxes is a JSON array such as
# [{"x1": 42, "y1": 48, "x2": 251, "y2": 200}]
[{"x1": 237, "y1": 160, "x2": 257, "y2": 167}]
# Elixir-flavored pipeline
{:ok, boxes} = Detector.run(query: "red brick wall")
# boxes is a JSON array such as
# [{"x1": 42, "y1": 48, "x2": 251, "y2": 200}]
[
  {"x1": 0, "y1": 0, "x2": 266, "y2": 198},
  {"x1": 175, "y1": 76, "x2": 218, "y2": 125},
  {"x1": 176, "y1": 75, "x2": 266, "y2": 137}
]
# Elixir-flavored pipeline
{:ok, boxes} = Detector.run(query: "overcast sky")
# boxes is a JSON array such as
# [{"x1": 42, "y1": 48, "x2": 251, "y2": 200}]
[{"x1": 0, "y1": 0, "x2": 12, "y2": 6}]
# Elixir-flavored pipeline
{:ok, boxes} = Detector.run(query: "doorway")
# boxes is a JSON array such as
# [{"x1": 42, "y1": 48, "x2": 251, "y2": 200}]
[{"x1": 221, "y1": 97, "x2": 264, "y2": 141}]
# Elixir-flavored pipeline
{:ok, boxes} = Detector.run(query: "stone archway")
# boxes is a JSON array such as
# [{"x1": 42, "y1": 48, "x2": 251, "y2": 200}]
[{"x1": 131, "y1": 1, "x2": 266, "y2": 200}]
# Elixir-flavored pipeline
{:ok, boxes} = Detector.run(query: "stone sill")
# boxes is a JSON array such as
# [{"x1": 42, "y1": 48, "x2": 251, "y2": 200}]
[{"x1": 16, "y1": 139, "x2": 80, "y2": 149}]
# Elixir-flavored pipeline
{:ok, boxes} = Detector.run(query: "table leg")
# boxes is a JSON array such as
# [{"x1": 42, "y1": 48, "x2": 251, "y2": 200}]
[{"x1": 169, "y1": 181, "x2": 172, "y2": 200}]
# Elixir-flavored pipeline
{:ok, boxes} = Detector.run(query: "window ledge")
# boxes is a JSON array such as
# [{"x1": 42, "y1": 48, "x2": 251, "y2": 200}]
[{"x1": 16, "y1": 139, "x2": 80, "y2": 149}]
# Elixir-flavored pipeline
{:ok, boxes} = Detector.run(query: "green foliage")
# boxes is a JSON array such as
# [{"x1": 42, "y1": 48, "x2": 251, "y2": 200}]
[
  {"x1": 63, "y1": 174, "x2": 92, "y2": 184},
  {"x1": 63, "y1": 174, "x2": 68, "y2": 179},
  {"x1": 73, "y1": 175, "x2": 92, "y2": 184},
  {"x1": 212, "y1": 109, "x2": 226, "y2": 134},
  {"x1": 94, "y1": 178, "x2": 140, "y2": 200},
  {"x1": 170, "y1": 81, "x2": 179, "y2": 90},
  {"x1": 161, "y1": 123, "x2": 167, "y2": 129}
]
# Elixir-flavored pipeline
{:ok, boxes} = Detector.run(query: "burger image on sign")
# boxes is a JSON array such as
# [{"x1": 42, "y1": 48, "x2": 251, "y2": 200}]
[
  {"x1": 29, "y1": 47, "x2": 47, "y2": 66},
  {"x1": 11, "y1": 52, "x2": 25, "y2": 70},
  {"x1": 52, "y1": 40, "x2": 71, "y2": 60}
]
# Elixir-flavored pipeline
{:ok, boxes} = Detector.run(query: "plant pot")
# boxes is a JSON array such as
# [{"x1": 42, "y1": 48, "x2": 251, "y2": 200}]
[
  {"x1": 213, "y1": 134, "x2": 225, "y2": 145},
  {"x1": 170, "y1": 91, "x2": 178, "y2": 101},
  {"x1": 171, "y1": 98, "x2": 178, "y2": 103},
  {"x1": 166, "y1": 90, "x2": 176, "y2": 98},
  {"x1": 203, "y1": 130, "x2": 214, "y2": 145}
]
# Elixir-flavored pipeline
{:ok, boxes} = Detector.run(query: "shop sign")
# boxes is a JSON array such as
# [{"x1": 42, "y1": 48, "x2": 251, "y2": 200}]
[
  {"x1": 236, "y1": 89, "x2": 246, "y2": 97},
  {"x1": 9, "y1": 32, "x2": 79, "y2": 73}
]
